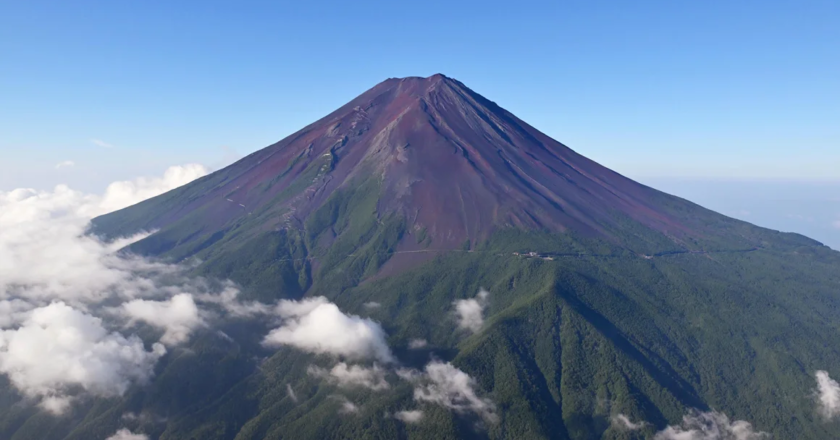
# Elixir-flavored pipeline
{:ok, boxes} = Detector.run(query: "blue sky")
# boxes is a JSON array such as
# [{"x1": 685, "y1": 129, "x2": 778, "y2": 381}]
[{"x1": 1, "y1": 1, "x2": 838, "y2": 245}]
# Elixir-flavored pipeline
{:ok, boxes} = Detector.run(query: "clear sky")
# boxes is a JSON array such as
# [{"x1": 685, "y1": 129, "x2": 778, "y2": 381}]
[
  {"x1": 2, "y1": 0, "x2": 838, "y2": 190},
  {"x1": 1, "y1": 1, "x2": 838, "y2": 246},
  {"x1": 2, "y1": 0, "x2": 839, "y2": 247}
]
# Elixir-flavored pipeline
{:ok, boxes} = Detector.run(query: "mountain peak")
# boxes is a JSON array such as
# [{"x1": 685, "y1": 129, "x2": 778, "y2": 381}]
[
  {"x1": 95, "y1": 75, "x2": 743, "y2": 275},
  {"x1": 370, "y1": 73, "x2": 456, "y2": 102},
  {"x1": 84, "y1": 74, "x2": 837, "y2": 440},
  {"x1": 388, "y1": 73, "x2": 449, "y2": 83},
  {"x1": 414, "y1": 73, "x2": 450, "y2": 87}
]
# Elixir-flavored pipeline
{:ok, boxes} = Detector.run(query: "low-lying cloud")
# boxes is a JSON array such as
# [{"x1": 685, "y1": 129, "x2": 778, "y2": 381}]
[
  {"x1": 453, "y1": 289, "x2": 489, "y2": 333},
  {"x1": 409, "y1": 360, "x2": 497, "y2": 424},
  {"x1": 0, "y1": 164, "x2": 208, "y2": 305},
  {"x1": 286, "y1": 384, "x2": 298, "y2": 403},
  {"x1": 611, "y1": 413, "x2": 646, "y2": 431},
  {"x1": 0, "y1": 299, "x2": 34, "y2": 328},
  {"x1": 105, "y1": 428, "x2": 149, "y2": 440},
  {"x1": 653, "y1": 410, "x2": 768, "y2": 440},
  {"x1": 0, "y1": 165, "x2": 209, "y2": 413},
  {"x1": 122, "y1": 293, "x2": 204, "y2": 345},
  {"x1": 815, "y1": 370, "x2": 840, "y2": 420},
  {"x1": 308, "y1": 362, "x2": 390, "y2": 391},
  {"x1": 263, "y1": 297, "x2": 394, "y2": 363},
  {"x1": 97, "y1": 164, "x2": 207, "y2": 214},
  {"x1": 195, "y1": 285, "x2": 272, "y2": 318},
  {"x1": 331, "y1": 395, "x2": 359, "y2": 415},
  {"x1": 394, "y1": 409, "x2": 424, "y2": 423},
  {"x1": 0, "y1": 302, "x2": 165, "y2": 413}
]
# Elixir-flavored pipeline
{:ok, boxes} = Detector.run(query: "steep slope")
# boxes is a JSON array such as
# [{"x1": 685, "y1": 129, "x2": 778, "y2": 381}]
[
  {"x1": 98, "y1": 73, "x2": 689, "y2": 247},
  {"x1": 92, "y1": 74, "x2": 814, "y2": 298},
  {"x1": 34, "y1": 75, "x2": 840, "y2": 440}
]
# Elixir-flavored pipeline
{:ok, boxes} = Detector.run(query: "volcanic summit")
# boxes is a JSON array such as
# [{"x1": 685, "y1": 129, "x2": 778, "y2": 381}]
[
  {"x1": 95, "y1": 74, "x2": 733, "y2": 263},
  {"x1": 83, "y1": 75, "x2": 839, "y2": 440}
]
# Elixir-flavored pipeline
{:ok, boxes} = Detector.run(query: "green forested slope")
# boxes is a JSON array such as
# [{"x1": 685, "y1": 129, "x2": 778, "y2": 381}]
[{"x1": 5, "y1": 214, "x2": 840, "y2": 439}]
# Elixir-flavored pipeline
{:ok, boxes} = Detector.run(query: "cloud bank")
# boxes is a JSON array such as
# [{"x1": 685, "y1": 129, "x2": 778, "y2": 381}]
[
  {"x1": 611, "y1": 414, "x2": 646, "y2": 431},
  {"x1": 453, "y1": 289, "x2": 489, "y2": 333},
  {"x1": 394, "y1": 409, "x2": 424, "y2": 423},
  {"x1": 91, "y1": 138, "x2": 114, "y2": 148},
  {"x1": 308, "y1": 362, "x2": 390, "y2": 391},
  {"x1": 410, "y1": 360, "x2": 497, "y2": 424},
  {"x1": 105, "y1": 429, "x2": 149, "y2": 440},
  {"x1": 654, "y1": 410, "x2": 768, "y2": 440},
  {"x1": 0, "y1": 302, "x2": 165, "y2": 413},
  {"x1": 816, "y1": 370, "x2": 840, "y2": 420},
  {"x1": 0, "y1": 165, "x2": 208, "y2": 413},
  {"x1": 122, "y1": 293, "x2": 204, "y2": 345},
  {"x1": 263, "y1": 297, "x2": 394, "y2": 363},
  {"x1": 195, "y1": 285, "x2": 272, "y2": 318},
  {"x1": 97, "y1": 164, "x2": 207, "y2": 214},
  {"x1": 331, "y1": 395, "x2": 359, "y2": 414},
  {"x1": 0, "y1": 164, "x2": 208, "y2": 305}
]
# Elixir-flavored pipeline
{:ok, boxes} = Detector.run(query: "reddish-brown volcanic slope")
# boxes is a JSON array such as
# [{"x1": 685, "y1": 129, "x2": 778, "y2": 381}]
[{"x1": 101, "y1": 74, "x2": 699, "y2": 252}]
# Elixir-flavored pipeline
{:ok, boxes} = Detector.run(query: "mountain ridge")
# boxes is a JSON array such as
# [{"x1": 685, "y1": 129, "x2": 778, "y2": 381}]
[
  {"x1": 93, "y1": 74, "x2": 816, "y2": 277},
  {"x1": 68, "y1": 75, "x2": 840, "y2": 440}
]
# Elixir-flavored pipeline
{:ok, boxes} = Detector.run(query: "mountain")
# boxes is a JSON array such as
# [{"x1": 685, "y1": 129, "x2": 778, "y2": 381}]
[
  {"x1": 96, "y1": 74, "x2": 691, "y2": 247},
  {"x1": 91, "y1": 74, "x2": 807, "y2": 300},
  {"x1": 7, "y1": 75, "x2": 840, "y2": 440}
]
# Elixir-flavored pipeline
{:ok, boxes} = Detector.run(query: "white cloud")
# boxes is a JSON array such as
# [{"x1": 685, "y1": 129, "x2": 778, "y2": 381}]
[
  {"x1": 408, "y1": 338, "x2": 428, "y2": 349},
  {"x1": 654, "y1": 410, "x2": 768, "y2": 440},
  {"x1": 0, "y1": 165, "x2": 212, "y2": 413},
  {"x1": 308, "y1": 362, "x2": 390, "y2": 391},
  {"x1": 263, "y1": 297, "x2": 394, "y2": 363},
  {"x1": 286, "y1": 383, "x2": 298, "y2": 403},
  {"x1": 611, "y1": 413, "x2": 646, "y2": 431},
  {"x1": 394, "y1": 409, "x2": 424, "y2": 424},
  {"x1": 120, "y1": 411, "x2": 166, "y2": 424},
  {"x1": 54, "y1": 160, "x2": 75, "y2": 170},
  {"x1": 453, "y1": 289, "x2": 489, "y2": 333},
  {"x1": 396, "y1": 367, "x2": 423, "y2": 382},
  {"x1": 0, "y1": 299, "x2": 34, "y2": 328},
  {"x1": 0, "y1": 164, "x2": 208, "y2": 305},
  {"x1": 41, "y1": 396, "x2": 73, "y2": 414},
  {"x1": 195, "y1": 285, "x2": 271, "y2": 318},
  {"x1": 122, "y1": 293, "x2": 203, "y2": 345},
  {"x1": 0, "y1": 302, "x2": 165, "y2": 413},
  {"x1": 106, "y1": 428, "x2": 149, "y2": 440},
  {"x1": 363, "y1": 301, "x2": 381, "y2": 310},
  {"x1": 832, "y1": 219, "x2": 840, "y2": 230},
  {"x1": 816, "y1": 370, "x2": 840, "y2": 419},
  {"x1": 0, "y1": 186, "x2": 147, "y2": 304},
  {"x1": 98, "y1": 163, "x2": 207, "y2": 213},
  {"x1": 331, "y1": 395, "x2": 359, "y2": 414},
  {"x1": 91, "y1": 138, "x2": 114, "y2": 148},
  {"x1": 411, "y1": 361, "x2": 497, "y2": 423}
]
